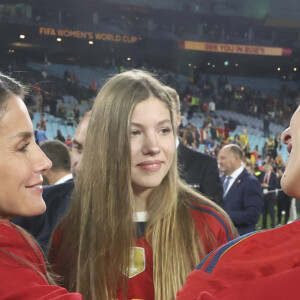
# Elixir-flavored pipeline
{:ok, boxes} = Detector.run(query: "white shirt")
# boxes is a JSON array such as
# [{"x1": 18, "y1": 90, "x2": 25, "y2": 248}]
[
  {"x1": 224, "y1": 165, "x2": 244, "y2": 196},
  {"x1": 54, "y1": 173, "x2": 73, "y2": 185},
  {"x1": 133, "y1": 212, "x2": 148, "y2": 222}
]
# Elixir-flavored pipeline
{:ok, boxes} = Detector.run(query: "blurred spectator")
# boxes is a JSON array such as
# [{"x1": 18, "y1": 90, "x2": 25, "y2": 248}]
[
  {"x1": 54, "y1": 130, "x2": 66, "y2": 143},
  {"x1": 40, "y1": 113, "x2": 47, "y2": 130},
  {"x1": 65, "y1": 135, "x2": 73, "y2": 149},
  {"x1": 277, "y1": 167, "x2": 292, "y2": 226},
  {"x1": 208, "y1": 98, "x2": 216, "y2": 115},
  {"x1": 36, "y1": 123, "x2": 47, "y2": 145},
  {"x1": 263, "y1": 115, "x2": 270, "y2": 138},
  {"x1": 239, "y1": 129, "x2": 249, "y2": 151},
  {"x1": 57, "y1": 102, "x2": 66, "y2": 119},
  {"x1": 259, "y1": 163, "x2": 279, "y2": 229},
  {"x1": 228, "y1": 117, "x2": 237, "y2": 131},
  {"x1": 66, "y1": 109, "x2": 75, "y2": 126},
  {"x1": 73, "y1": 105, "x2": 80, "y2": 124},
  {"x1": 266, "y1": 136, "x2": 276, "y2": 158}
]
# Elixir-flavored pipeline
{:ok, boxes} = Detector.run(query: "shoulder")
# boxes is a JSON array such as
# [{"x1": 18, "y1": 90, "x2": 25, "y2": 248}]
[
  {"x1": 196, "y1": 231, "x2": 258, "y2": 274},
  {"x1": 188, "y1": 202, "x2": 234, "y2": 242},
  {"x1": 0, "y1": 221, "x2": 45, "y2": 272},
  {"x1": 178, "y1": 143, "x2": 215, "y2": 163},
  {"x1": 197, "y1": 220, "x2": 300, "y2": 275},
  {"x1": 240, "y1": 169, "x2": 260, "y2": 183}
]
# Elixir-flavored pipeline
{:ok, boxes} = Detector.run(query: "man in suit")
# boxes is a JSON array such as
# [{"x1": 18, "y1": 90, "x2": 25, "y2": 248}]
[
  {"x1": 13, "y1": 111, "x2": 91, "y2": 252},
  {"x1": 40, "y1": 140, "x2": 72, "y2": 185},
  {"x1": 165, "y1": 86, "x2": 224, "y2": 207},
  {"x1": 177, "y1": 143, "x2": 224, "y2": 206},
  {"x1": 218, "y1": 144, "x2": 263, "y2": 235},
  {"x1": 258, "y1": 162, "x2": 279, "y2": 229}
]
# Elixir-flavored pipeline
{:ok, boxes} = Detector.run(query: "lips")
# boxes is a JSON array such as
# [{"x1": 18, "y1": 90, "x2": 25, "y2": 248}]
[
  {"x1": 137, "y1": 160, "x2": 163, "y2": 172},
  {"x1": 25, "y1": 182, "x2": 43, "y2": 189}
]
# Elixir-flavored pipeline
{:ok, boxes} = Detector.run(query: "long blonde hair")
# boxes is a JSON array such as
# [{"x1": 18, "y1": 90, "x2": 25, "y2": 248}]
[{"x1": 50, "y1": 70, "x2": 236, "y2": 299}]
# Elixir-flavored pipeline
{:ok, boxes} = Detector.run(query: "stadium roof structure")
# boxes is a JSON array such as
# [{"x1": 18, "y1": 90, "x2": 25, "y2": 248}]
[{"x1": 0, "y1": 0, "x2": 300, "y2": 79}]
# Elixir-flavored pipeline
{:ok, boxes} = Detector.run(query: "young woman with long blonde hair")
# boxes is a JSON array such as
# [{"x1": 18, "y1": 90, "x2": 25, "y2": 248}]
[{"x1": 49, "y1": 70, "x2": 237, "y2": 300}]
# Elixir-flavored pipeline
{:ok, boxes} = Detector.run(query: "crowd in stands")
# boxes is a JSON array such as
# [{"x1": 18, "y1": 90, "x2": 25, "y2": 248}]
[{"x1": 1, "y1": 58, "x2": 298, "y2": 165}]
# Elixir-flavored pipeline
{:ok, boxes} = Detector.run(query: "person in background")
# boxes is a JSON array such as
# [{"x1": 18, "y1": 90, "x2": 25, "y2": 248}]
[
  {"x1": 276, "y1": 166, "x2": 292, "y2": 226},
  {"x1": 258, "y1": 162, "x2": 279, "y2": 229},
  {"x1": 54, "y1": 129, "x2": 66, "y2": 143},
  {"x1": 218, "y1": 144, "x2": 263, "y2": 235},
  {"x1": 263, "y1": 114, "x2": 270, "y2": 138},
  {"x1": 48, "y1": 70, "x2": 237, "y2": 300},
  {"x1": 0, "y1": 72, "x2": 82, "y2": 299},
  {"x1": 176, "y1": 104, "x2": 300, "y2": 300},
  {"x1": 41, "y1": 112, "x2": 47, "y2": 130},
  {"x1": 40, "y1": 140, "x2": 72, "y2": 186},
  {"x1": 13, "y1": 112, "x2": 91, "y2": 253},
  {"x1": 36, "y1": 123, "x2": 47, "y2": 145},
  {"x1": 65, "y1": 134, "x2": 73, "y2": 149},
  {"x1": 165, "y1": 86, "x2": 224, "y2": 207},
  {"x1": 239, "y1": 129, "x2": 249, "y2": 151}
]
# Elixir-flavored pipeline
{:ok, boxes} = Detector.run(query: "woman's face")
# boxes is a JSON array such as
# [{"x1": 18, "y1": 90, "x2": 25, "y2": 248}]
[
  {"x1": 130, "y1": 97, "x2": 175, "y2": 196},
  {"x1": 281, "y1": 105, "x2": 300, "y2": 198},
  {"x1": 0, "y1": 95, "x2": 52, "y2": 219}
]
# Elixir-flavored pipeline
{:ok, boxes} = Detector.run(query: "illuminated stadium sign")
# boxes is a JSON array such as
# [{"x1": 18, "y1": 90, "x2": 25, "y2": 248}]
[
  {"x1": 178, "y1": 41, "x2": 292, "y2": 56},
  {"x1": 39, "y1": 27, "x2": 142, "y2": 44}
]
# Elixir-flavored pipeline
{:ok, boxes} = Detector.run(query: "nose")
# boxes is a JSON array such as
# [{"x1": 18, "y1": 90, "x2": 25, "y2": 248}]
[
  {"x1": 35, "y1": 144, "x2": 52, "y2": 173},
  {"x1": 281, "y1": 127, "x2": 291, "y2": 145},
  {"x1": 142, "y1": 133, "x2": 160, "y2": 155}
]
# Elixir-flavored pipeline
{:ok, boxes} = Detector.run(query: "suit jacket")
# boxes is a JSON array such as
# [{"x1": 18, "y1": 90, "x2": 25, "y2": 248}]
[
  {"x1": 224, "y1": 168, "x2": 263, "y2": 235},
  {"x1": 258, "y1": 171, "x2": 279, "y2": 199},
  {"x1": 12, "y1": 178, "x2": 74, "y2": 252},
  {"x1": 177, "y1": 142, "x2": 223, "y2": 207}
]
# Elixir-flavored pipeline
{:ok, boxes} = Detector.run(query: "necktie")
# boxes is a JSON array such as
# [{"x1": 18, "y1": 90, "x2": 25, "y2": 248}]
[{"x1": 223, "y1": 176, "x2": 231, "y2": 196}]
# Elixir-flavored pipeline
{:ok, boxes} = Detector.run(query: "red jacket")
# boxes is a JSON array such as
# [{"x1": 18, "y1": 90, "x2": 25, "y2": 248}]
[
  {"x1": 50, "y1": 202, "x2": 235, "y2": 300},
  {"x1": 176, "y1": 220, "x2": 300, "y2": 300},
  {"x1": 0, "y1": 221, "x2": 82, "y2": 299}
]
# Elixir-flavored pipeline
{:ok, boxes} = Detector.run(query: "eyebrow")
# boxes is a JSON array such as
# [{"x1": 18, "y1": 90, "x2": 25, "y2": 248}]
[
  {"x1": 72, "y1": 138, "x2": 82, "y2": 147},
  {"x1": 9, "y1": 131, "x2": 33, "y2": 140},
  {"x1": 131, "y1": 119, "x2": 172, "y2": 127}
]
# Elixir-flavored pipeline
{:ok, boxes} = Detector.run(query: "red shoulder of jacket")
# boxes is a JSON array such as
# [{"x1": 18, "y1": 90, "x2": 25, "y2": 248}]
[
  {"x1": 0, "y1": 221, "x2": 83, "y2": 299},
  {"x1": 0, "y1": 220, "x2": 46, "y2": 274},
  {"x1": 188, "y1": 202, "x2": 234, "y2": 243},
  {"x1": 177, "y1": 222, "x2": 300, "y2": 300}
]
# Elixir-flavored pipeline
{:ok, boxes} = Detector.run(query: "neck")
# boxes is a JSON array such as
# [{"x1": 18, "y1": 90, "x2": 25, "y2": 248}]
[
  {"x1": 228, "y1": 164, "x2": 242, "y2": 176},
  {"x1": 133, "y1": 188, "x2": 153, "y2": 212}
]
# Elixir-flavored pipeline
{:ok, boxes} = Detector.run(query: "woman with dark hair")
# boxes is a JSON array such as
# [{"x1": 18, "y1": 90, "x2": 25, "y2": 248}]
[{"x1": 0, "y1": 72, "x2": 82, "y2": 299}]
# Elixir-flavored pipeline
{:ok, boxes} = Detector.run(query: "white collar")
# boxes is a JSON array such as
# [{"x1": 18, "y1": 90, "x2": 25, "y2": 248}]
[
  {"x1": 54, "y1": 173, "x2": 73, "y2": 185},
  {"x1": 133, "y1": 212, "x2": 148, "y2": 222},
  {"x1": 228, "y1": 165, "x2": 244, "y2": 182}
]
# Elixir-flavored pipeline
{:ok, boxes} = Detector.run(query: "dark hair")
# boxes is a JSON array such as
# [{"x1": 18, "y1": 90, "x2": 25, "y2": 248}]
[
  {"x1": 0, "y1": 73, "x2": 25, "y2": 118},
  {"x1": 40, "y1": 140, "x2": 70, "y2": 171}
]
